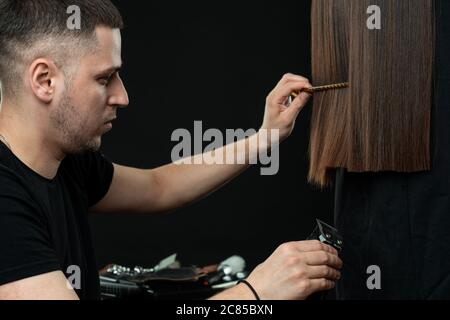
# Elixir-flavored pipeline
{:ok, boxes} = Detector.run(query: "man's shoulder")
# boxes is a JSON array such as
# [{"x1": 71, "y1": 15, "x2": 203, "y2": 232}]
[
  {"x1": 0, "y1": 161, "x2": 27, "y2": 190},
  {"x1": 0, "y1": 163, "x2": 39, "y2": 208},
  {"x1": 0, "y1": 164, "x2": 43, "y2": 222},
  {"x1": 0, "y1": 148, "x2": 44, "y2": 205}
]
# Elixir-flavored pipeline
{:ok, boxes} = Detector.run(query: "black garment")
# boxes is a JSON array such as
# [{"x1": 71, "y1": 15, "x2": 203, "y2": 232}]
[
  {"x1": 334, "y1": 0, "x2": 450, "y2": 299},
  {"x1": 0, "y1": 141, "x2": 114, "y2": 299}
]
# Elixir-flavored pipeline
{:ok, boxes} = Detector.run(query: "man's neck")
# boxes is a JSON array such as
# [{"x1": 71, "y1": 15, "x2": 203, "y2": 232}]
[{"x1": 0, "y1": 104, "x2": 65, "y2": 180}]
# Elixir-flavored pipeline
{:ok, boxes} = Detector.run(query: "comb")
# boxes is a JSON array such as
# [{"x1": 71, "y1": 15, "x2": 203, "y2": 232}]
[{"x1": 291, "y1": 82, "x2": 349, "y2": 98}]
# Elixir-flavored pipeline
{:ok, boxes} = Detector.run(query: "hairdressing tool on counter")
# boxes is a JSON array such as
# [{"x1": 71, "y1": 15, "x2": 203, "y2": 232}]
[
  {"x1": 98, "y1": 254, "x2": 249, "y2": 300},
  {"x1": 291, "y1": 82, "x2": 349, "y2": 98}
]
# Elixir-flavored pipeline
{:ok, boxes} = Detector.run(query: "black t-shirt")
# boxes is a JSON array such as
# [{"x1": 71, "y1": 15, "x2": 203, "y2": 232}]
[
  {"x1": 334, "y1": 0, "x2": 450, "y2": 299},
  {"x1": 0, "y1": 141, "x2": 114, "y2": 299}
]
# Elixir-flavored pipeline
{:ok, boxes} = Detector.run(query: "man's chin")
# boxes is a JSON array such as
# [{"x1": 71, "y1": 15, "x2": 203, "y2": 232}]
[
  {"x1": 68, "y1": 136, "x2": 102, "y2": 154},
  {"x1": 86, "y1": 136, "x2": 102, "y2": 152}
]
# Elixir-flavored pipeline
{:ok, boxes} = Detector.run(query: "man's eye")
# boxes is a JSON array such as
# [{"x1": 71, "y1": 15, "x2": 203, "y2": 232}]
[{"x1": 99, "y1": 76, "x2": 112, "y2": 86}]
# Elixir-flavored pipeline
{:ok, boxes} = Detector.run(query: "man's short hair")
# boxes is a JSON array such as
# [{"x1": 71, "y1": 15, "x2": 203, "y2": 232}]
[{"x1": 0, "y1": 0, "x2": 123, "y2": 98}]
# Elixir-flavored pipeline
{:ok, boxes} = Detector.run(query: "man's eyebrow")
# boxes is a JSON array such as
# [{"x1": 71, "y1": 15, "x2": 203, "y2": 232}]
[{"x1": 97, "y1": 63, "x2": 123, "y2": 75}]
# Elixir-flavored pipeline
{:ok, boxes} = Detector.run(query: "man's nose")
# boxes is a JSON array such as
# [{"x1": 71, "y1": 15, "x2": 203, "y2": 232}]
[{"x1": 108, "y1": 74, "x2": 129, "y2": 108}]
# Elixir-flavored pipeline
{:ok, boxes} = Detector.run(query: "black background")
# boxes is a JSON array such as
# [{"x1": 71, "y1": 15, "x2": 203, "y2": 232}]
[{"x1": 90, "y1": 0, "x2": 334, "y2": 272}]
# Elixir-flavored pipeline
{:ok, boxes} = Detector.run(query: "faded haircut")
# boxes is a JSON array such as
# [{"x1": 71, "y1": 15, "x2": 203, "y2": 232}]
[{"x1": 0, "y1": 0, "x2": 123, "y2": 98}]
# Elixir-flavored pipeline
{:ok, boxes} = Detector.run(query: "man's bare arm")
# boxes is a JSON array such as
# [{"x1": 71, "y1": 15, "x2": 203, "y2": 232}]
[
  {"x1": 91, "y1": 74, "x2": 312, "y2": 214},
  {"x1": 0, "y1": 271, "x2": 79, "y2": 300},
  {"x1": 91, "y1": 132, "x2": 262, "y2": 214}
]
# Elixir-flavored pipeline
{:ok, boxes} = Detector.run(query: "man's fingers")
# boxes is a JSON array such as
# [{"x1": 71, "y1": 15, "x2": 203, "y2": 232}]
[
  {"x1": 283, "y1": 91, "x2": 311, "y2": 120},
  {"x1": 293, "y1": 240, "x2": 339, "y2": 256},
  {"x1": 276, "y1": 73, "x2": 310, "y2": 87},
  {"x1": 271, "y1": 81, "x2": 312, "y2": 105},
  {"x1": 303, "y1": 251, "x2": 343, "y2": 269},
  {"x1": 307, "y1": 265, "x2": 341, "y2": 280},
  {"x1": 305, "y1": 278, "x2": 336, "y2": 294}
]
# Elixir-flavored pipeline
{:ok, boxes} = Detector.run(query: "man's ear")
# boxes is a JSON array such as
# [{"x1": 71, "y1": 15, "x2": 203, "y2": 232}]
[{"x1": 28, "y1": 58, "x2": 60, "y2": 103}]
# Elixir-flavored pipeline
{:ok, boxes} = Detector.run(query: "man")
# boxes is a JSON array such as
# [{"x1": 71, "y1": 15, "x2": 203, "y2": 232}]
[{"x1": 0, "y1": 0, "x2": 341, "y2": 300}]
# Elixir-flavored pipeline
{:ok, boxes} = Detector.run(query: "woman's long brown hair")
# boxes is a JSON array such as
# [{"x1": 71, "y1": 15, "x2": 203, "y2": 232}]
[{"x1": 309, "y1": 0, "x2": 435, "y2": 187}]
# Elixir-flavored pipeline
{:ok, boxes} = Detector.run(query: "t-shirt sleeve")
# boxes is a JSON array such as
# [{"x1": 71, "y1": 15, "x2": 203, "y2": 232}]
[
  {"x1": 74, "y1": 151, "x2": 115, "y2": 208},
  {"x1": 0, "y1": 193, "x2": 61, "y2": 286}
]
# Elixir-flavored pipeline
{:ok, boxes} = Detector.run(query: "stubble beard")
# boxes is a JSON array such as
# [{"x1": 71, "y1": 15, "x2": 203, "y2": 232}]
[{"x1": 50, "y1": 90, "x2": 101, "y2": 155}]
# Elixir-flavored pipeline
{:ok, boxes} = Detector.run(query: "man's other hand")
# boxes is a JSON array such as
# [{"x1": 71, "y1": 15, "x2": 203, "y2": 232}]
[{"x1": 245, "y1": 240, "x2": 342, "y2": 300}]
